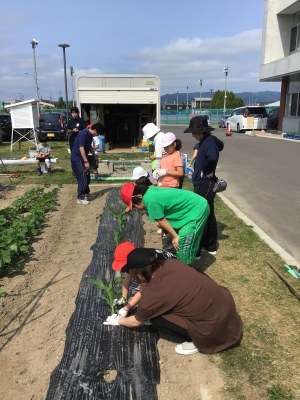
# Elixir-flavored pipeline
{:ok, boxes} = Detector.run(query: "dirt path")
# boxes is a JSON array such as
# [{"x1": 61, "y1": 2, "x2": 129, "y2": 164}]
[{"x1": 0, "y1": 185, "x2": 224, "y2": 400}]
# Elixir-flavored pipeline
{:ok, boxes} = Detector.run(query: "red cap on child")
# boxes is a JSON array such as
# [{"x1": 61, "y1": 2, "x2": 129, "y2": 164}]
[
  {"x1": 112, "y1": 241, "x2": 136, "y2": 271},
  {"x1": 120, "y1": 182, "x2": 135, "y2": 209}
]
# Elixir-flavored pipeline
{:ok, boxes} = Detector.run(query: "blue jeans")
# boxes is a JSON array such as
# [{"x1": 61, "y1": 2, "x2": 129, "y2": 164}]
[{"x1": 71, "y1": 161, "x2": 90, "y2": 200}]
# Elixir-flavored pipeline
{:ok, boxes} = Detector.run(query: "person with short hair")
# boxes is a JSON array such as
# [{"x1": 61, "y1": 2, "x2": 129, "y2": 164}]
[
  {"x1": 103, "y1": 247, "x2": 243, "y2": 356},
  {"x1": 35, "y1": 134, "x2": 51, "y2": 175},
  {"x1": 71, "y1": 123, "x2": 103, "y2": 205},
  {"x1": 67, "y1": 106, "x2": 87, "y2": 151}
]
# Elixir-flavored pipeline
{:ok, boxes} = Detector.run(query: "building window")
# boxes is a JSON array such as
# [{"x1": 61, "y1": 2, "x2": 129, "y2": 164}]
[{"x1": 290, "y1": 25, "x2": 300, "y2": 53}]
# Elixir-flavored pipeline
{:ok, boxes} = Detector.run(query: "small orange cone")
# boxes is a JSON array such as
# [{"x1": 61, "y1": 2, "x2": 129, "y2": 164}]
[{"x1": 225, "y1": 122, "x2": 232, "y2": 136}]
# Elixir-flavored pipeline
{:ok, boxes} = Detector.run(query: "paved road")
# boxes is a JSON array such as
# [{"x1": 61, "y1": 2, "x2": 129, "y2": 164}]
[{"x1": 162, "y1": 125, "x2": 300, "y2": 264}]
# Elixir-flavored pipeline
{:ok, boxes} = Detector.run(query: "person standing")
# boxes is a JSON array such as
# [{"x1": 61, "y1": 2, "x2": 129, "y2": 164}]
[
  {"x1": 67, "y1": 106, "x2": 87, "y2": 151},
  {"x1": 184, "y1": 116, "x2": 224, "y2": 255},
  {"x1": 142, "y1": 123, "x2": 164, "y2": 170},
  {"x1": 71, "y1": 123, "x2": 102, "y2": 205},
  {"x1": 155, "y1": 132, "x2": 184, "y2": 188}
]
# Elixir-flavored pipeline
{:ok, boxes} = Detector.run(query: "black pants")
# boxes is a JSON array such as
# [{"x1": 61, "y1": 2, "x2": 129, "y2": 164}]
[
  {"x1": 151, "y1": 316, "x2": 191, "y2": 342},
  {"x1": 194, "y1": 181, "x2": 217, "y2": 252}
]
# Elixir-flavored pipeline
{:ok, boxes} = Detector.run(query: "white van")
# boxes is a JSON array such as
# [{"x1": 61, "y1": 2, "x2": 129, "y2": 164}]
[{"x1": 228, "y1": 106, "x2": 267, "y2": 133}]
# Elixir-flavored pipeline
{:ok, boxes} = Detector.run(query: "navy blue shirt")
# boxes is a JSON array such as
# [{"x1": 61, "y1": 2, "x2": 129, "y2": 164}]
[
  {"x1": 192, "y1": 135, "x2": 224, "y2": 185},
  {"x1": 71, "y1": 128, "x2": 93, "y2": 162}
]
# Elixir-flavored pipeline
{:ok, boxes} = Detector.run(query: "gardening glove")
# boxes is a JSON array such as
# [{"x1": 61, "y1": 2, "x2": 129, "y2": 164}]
[
  {"x1": 117, "y1": 296, "x2": 127, "y2": 306},
  {"x1": 103, "y1": 314, "x2": 121, "y2": 326},
  {"x1": 113, "y1": 296, "x2": 126, "y2": 306},
  {"x1": 118, "y1": 307, "x2": 128, "y2": 317},
  {"x1": 156, "y1": 168, "x2": 167, "y2": 177},
  {"x1": 152, "y1": 169, "x2": 159, "y2": 179}
]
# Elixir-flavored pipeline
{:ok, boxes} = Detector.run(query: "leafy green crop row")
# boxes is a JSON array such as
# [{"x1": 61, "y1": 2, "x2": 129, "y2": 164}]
[{"x1": 0, "y1": 187, "x2": 59, "y2": 273}]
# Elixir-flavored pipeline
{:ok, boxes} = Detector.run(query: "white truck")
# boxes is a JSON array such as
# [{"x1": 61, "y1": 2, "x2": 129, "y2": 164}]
[{"x1": 76, "y1": 74, "x2": 160, "y2": 148}]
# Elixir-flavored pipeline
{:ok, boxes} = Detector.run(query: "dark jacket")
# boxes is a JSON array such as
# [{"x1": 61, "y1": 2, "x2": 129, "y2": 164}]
[{"x1": 192, "y1": 135, "x2": 224, "y2": 186}]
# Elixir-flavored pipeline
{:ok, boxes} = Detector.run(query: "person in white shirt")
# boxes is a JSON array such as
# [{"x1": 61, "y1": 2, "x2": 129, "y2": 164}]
[{"x1": 142, "y1": 123, "x2": 164, "y2": 170}]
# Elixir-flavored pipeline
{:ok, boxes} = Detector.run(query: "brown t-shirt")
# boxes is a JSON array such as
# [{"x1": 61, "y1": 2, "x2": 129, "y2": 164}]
[{"x1": 135, "y1": 259, "x2": 243, "y2": 354}]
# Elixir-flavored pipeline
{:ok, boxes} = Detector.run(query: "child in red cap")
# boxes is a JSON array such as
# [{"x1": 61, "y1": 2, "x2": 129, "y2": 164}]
[
  {"x1": 112, "y1": 241, "x2": 176, "y2": 316},
  {"x1": 112, "y1": 241, "x2": 141, "y2": 316}
]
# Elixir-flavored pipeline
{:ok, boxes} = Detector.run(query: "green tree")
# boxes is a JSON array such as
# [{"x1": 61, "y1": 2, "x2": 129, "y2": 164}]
[
  {"x1": 56, "y1": 96, "x2": 65, "y2": 109},
  {"x1": 211, "y1": 90, "x2": 244, "y2": 109}
]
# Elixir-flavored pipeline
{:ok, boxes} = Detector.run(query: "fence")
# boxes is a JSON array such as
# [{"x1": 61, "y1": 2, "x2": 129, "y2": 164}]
[{"x1": 160, "y1": 109, "x2": 234, "y2": 125}]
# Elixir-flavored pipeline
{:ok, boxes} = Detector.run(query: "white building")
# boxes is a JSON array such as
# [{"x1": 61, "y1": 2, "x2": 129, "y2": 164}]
[{"x1": 260, "y1": 0, "x2": 300, "y2": 132}]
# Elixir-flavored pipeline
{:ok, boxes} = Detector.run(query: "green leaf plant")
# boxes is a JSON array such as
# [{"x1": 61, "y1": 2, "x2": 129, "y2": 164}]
[{"x1": 88, "y1": 277, "x2": 123, "y2": 314}]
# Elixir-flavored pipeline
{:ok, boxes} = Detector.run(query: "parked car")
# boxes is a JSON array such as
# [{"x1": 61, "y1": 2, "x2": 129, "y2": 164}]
[
  {"x1": 37, "y1": 112, "x2": 66, "y2": 140},
  {"x1": 0, "y1": 113, "x2": 12, "y2": 141},
  {"x1": 218, "y1": 114, "x2": 230, "y2": 128},
  {"x1": 266, "y1": 108, "x2": 279, "y2": 130},
  {"x1": 228, "y1": 106, "x2": 267, "y2": 133}
]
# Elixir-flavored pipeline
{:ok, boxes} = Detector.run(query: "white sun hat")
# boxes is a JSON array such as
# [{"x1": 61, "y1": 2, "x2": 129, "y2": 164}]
[
  {"x1": 142, "y1": 123, "x2": 161, "y2": 140},
  {"x1": 132, "y1": 166, "x2": 148, "y2": 180},
  {"x1": 161, "y1": 132, "x2": 176, "y2": 147}
]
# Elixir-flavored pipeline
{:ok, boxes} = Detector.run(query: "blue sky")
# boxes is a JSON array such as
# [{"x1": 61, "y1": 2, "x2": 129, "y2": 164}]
[{"x1": 0, "y1": 0, "x2": 280, "y2": 102}]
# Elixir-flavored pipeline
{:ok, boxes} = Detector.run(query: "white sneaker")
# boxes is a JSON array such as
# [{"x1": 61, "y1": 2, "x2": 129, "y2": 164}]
[
  {"x1": 157, "y1": 228, "x2": 162, "y2": 235},
  {"x1": 175, "y1": 342, "x2": 198, "y2": 355},
  {"x1": 77, "y1": 199, "x2": 90, "y2": 205},
  {"x1": 202, "y1": 249, "x2": 217, "y2": 256}
]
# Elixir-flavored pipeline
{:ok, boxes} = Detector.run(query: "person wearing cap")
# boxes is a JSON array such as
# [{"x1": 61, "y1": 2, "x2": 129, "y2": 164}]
[
  {"x1": 103, "y1": 247, "x2": 243, "y2": 356},
  {"x1": 120, "y1": 181, "x2": 210, "y2": 264},
  {"x1": 67, "y1": 106, "x2": 87, "y2": 151},
  {"x1": 184, "y1": 116, "x2": 224, "y2": 256},
  {"x1": 71, "y1": 123, "x2": 103, "y2": 205},
  {"x1": 112, "y1": 242, "x2": 176, "y2": 317},
  {"x1": 131, "y1": 166, "x2": 148, "y2": 180},
  {"x1": 142, "y1": 123, "x2": 164, "y2": 169},
  {"x1": 155, "y1": 132, "x2": 184, "y2": 188}
]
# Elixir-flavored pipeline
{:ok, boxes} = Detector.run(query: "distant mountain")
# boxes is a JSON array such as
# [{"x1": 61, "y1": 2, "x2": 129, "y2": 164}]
[{"x1": 161, "y1": 91, "x2": 280, "y2": 106}]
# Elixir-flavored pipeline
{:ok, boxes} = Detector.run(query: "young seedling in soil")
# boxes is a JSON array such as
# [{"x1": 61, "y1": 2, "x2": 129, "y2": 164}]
[{"x1": 89, "y1": 277, "x2": 123, "y2": 314}]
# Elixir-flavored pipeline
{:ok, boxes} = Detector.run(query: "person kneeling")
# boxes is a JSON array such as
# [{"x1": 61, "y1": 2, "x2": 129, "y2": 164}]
[{"x1": 103, "y1": 247, "x2": 243, "y2": 355}]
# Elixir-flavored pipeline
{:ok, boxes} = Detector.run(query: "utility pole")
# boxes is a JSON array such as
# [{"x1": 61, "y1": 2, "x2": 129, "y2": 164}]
[{"x1": 70, "y1": 66, "x2": 75, "y2": 106}]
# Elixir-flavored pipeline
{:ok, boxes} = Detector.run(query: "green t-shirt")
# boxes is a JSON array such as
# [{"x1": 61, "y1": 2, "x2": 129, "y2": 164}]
[{"x1": 143, "y1": 186, "x2": 208, "y2": 230}]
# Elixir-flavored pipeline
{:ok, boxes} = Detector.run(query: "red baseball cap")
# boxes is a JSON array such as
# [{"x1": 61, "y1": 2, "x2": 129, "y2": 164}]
[
  {"x1": 112, "y1": 241, "x2": 136, "y2": 271},
  {"x1": 120, "y1": 182, "x2": 135, "y2": 209}
]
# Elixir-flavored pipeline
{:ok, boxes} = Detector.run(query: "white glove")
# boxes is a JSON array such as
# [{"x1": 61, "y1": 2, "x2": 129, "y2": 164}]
[
  {"x1": 113, "y1": 296, "x2": 126, "y2": 306},
  {"x1": 156, "y1": 168, "x2": 167, "y2": 177},
  {"x1": 103, "y1": 314, "x2": 121, "y2": 325},
  {"x1": 118, "y1": 307, "x2": 128, "y2": 317},
  {"x1": 152, "y1": 170, "x2": 159, "y2": 179}
]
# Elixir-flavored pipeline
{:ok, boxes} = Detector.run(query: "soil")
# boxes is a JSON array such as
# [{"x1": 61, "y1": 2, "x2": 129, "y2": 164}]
[{"x1": 0, "y1": 184, "x2": 225, "y2": 400}]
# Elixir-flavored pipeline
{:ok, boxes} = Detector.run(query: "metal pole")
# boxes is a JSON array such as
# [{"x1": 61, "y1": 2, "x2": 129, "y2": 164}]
[
  {"x1": 186, "y1": 86, "x2": 189, "y2": 109},
  {"x1": 210, "y1": 89, "x2": 213, "y2": 110},
  {"x1": 198, "y1": 79, "x2": 202, "y2": 111},
  {"x1": 58, "y1": 44, "x2": 70, "y2": 121},
  {"x1": 30, "y1": 39, "x2": 40, "y2": 114},
  {"x1": 70, "y1": 66, "x2": 75, "y2": 106},
  {"x1": 223, "y1": 66, "x2": 229, "y2": 118}
]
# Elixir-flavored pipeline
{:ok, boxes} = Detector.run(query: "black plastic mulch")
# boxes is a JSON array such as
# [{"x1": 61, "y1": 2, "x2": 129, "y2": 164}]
[{"x1": 46, "y1": 188, "x2": 160, "y2": 400}]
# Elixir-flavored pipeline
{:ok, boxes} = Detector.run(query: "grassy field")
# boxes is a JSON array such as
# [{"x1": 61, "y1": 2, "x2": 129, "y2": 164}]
[
  {"x1": 0, "y1": 140, "x2": 148, "y2": 185},
  {"x1": 1, "y1": 141, "x2": 299, "y2": 399}
]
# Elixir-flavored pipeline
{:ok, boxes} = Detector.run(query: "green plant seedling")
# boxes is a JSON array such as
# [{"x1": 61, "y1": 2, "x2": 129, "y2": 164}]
[{"x1": 89, "y1": 277, "x2": 123, "y2": 314}]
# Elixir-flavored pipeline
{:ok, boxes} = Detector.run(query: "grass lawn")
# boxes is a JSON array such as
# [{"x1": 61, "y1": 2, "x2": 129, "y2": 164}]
[
  {"x1": 0, "y1": 140, "x2": 148, "y2": 185},
  {"x1": 1, "y1": 142, "x2": 299, "y2": 399}
]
